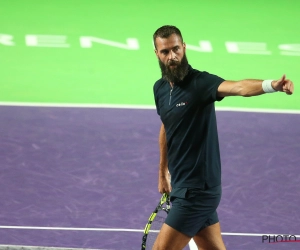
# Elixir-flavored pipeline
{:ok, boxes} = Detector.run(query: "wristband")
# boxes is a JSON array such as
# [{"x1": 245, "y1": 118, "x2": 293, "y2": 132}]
[{"x1": 262, "y1": 80, "x2": 277, "y2": 93}]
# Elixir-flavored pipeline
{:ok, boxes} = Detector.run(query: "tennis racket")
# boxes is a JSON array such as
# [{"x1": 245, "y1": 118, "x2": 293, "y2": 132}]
[{"x1": 141, "y1": 193, "x2": 171, "y2": 250}]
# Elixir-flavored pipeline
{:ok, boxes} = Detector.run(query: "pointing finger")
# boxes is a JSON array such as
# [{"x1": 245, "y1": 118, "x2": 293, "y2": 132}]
[{"x1": 279, "y1": 74, "x2": 286, "y2": 83}]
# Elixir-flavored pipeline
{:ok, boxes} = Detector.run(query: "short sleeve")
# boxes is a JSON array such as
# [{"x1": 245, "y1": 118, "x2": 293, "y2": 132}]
[{"x1": 194, "y1": 71, "x2": 225, "y2": 104}]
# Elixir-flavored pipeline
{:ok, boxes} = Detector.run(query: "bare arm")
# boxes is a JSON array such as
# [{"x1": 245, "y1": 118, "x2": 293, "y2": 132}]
[
  {"x1": 158, "y1": 123, "x2": 171, "y2": 194},
  {"x1": 218, "y1": 74, "x2": 294, "y2": 97}
]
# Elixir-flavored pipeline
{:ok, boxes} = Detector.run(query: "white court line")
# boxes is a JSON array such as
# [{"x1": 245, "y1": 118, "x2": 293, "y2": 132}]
[
  {"x1": 0, "y1": 101, "x2": 300, "y2": 114},
  {"x1": 0, "y1": 246, "x2": 109, "y2": 250},
  {"x1": 0, "y1": 226, "x2": 299, "y2": 238},
  {"x1": 0, "y1": 102, "x2": 155, "y2": 109}
]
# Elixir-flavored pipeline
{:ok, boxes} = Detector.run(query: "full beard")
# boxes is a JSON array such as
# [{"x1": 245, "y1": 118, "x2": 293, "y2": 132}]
[{"x1": 158, "y1": 53, "x2": 189, "y2": 85}]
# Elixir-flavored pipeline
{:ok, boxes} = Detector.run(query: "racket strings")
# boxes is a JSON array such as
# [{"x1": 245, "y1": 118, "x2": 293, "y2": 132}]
[
  {"x1": 141, "y1": 194, "x2": 171, "y2": 250},
  {"x1": 145, "y1": 210, "x2": 168, "y2": 249}
]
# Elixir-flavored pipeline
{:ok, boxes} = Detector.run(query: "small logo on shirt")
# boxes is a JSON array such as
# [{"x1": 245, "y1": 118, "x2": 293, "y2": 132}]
[{"x1": 176, "y1": 102, "x2": 188, "y2": 107}]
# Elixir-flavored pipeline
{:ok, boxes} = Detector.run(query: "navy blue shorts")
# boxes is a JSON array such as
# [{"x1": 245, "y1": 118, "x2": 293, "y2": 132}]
[{"x1": 165, "y1": 185, "x2": 221, "y2": 237}]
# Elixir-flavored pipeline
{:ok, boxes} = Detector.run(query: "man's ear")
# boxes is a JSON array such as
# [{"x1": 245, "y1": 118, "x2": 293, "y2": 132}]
[
  {"x1": 183, "y1": 42, "x2": 186, "y2": 51},
  {"x1": 154, "y1": 49, "x2": 159, "y2": 58}
]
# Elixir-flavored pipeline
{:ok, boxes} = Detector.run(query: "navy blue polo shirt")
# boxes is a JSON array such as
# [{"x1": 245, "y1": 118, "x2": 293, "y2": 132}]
[{"x1": 153, "y1": 65, "x2": 225, "y2": 189}]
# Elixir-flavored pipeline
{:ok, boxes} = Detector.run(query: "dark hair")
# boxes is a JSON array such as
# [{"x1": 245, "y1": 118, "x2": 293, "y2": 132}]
[{"x1": 153, "y1": 25, "x2": 183, "y2": 49}]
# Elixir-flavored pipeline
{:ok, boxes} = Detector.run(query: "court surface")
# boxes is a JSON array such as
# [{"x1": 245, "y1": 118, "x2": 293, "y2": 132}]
[{"x1": 0, "y1": 105, "x2": 299, "y2": 250}]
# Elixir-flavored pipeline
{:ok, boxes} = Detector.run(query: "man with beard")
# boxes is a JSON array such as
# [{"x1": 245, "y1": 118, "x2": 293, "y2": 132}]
[{"x1": 152, "y1": 25, "x2": 294, "y2": 250}]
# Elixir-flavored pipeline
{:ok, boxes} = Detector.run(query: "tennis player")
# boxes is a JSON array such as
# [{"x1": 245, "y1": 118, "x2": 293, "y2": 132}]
[{"x1": 152, "y1": 25, "x2": 294, "y2": 250}]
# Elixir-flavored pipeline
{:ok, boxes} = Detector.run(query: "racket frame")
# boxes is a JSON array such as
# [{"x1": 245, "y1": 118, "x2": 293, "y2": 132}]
[{"x1": 141, "y1": 193, "x2": 170, "y2": 250}]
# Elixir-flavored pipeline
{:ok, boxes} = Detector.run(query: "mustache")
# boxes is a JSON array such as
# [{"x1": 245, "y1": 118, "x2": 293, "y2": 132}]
[{"x1": 167, "y1": 60, "x2": 180, "y2": 66}]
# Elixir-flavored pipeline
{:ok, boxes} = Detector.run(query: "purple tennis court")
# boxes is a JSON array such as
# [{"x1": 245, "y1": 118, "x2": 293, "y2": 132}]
[{"x1": 0, "y1": 105, "x2": 299, "y2": 250}]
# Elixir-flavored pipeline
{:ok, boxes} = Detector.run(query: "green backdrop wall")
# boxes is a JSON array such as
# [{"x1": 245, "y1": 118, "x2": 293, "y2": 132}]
[{"x1": 1, "y1": 0, "x2": 299, "y2": 109}]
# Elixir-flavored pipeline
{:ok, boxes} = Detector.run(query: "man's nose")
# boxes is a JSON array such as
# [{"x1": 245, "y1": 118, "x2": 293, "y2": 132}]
[{"x1": 168, "y1": 50, "x2": 176, "y2": 60}]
